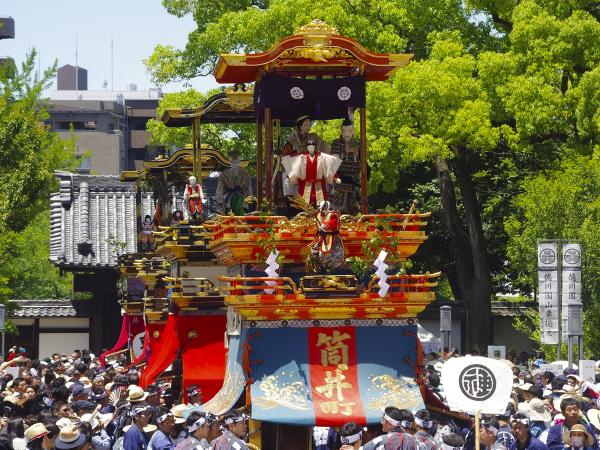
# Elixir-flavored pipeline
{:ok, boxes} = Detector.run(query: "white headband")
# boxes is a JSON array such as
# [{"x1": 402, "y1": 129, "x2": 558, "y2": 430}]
[
  {"x1": 189, "y1": 417, "x2": 207, "y2": 432},
  {"x1": 510, "y1": 416, "x2": 530, "y2": 427},
  {"x1": 157, "y1": 413, "x2": 174, "y2": 423},
  {"x1": 400, "y1": 420, "x2": 413, "y2": 429},
  {"x1": 340, "y1": 431, "x2": 362, "y2": 445},
  {"x1": 415, "y1": 417, "x2": 432, "y2": 429},
  {"x1": 483, "y1": 424, "x2": 498, "y2": 435},
  {"x1": 224, "y1": 414, "x2": 247, "y2": 425},
  {"x1": 441, "y1": 443, "x2": 463, "y2": 450},
  {"x1": 383, "y1": 413, "x2": 400, "y2": 427}
]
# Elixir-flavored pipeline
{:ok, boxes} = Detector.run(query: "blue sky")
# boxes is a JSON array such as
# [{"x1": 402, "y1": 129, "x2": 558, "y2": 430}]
[{"x1": 0, "y1": 1, "x2": 219, "y2": 93}]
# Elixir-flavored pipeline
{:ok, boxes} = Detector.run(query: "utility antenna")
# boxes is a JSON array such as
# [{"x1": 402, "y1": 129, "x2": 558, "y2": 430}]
[
  {"x1": 75, "y1": 32, "x2": 78, "y2": 91},
  {"x1": 110, "y1": 34, "x2": 114, "y2": 91}
]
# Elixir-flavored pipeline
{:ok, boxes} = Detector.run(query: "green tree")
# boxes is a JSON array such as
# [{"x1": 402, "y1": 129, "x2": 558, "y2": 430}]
[
  {"x1": 146, "y1": 0, "x2": 600, "y2": 351},
  {"x1": 0, "y1": 211, "x2": 72, "y2": 300},
  {"x1": 0, "y1": 51, "x2": 75, "y2": 234},
  {"x1": 0, "y1": 51, "x2": 76, "y2": 317},
  {"x1": 506, "y1": 153, "x2": 600, "y2": 357}
]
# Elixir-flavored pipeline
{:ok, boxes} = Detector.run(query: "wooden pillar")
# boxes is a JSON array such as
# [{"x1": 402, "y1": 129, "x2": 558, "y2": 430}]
[
  {"x1": 256, "y1": 117, "x2": 263, "y2": 208},
  {"x1": 192, "y1": 118, "x2": 197, "y2": 178},
  {"x1": 360, "y1": 107, "x2": 368, "y2": 214},
  {"x1": 33, "y1": 318, "x2": 40, "y2": 360},
  {"x1": 265, "y1": 108, "x2": 273, "y2": 206},
  {"x1": 196, "y1": 117, "x2": 203, "y2": 185}
]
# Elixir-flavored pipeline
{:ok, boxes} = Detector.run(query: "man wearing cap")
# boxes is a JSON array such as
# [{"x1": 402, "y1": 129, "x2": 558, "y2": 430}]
[
  {"x1": 25, "y1": 423, "x2": 50, "y2": 450},
  {"x1": 123, "y1": 404, "x2": 152, "y2": 450},
  {"x1": 186, "y1": 386, "x2": 203, "y2": 407},
  {"x1": 414, "y1": 409, "x2": 436, "y2": 450},
  {"x1": 563, "y1": 424, "x2": 595, "y2": 450},
  {"x1": 362, "y1": 406, "x2": 419, "y2": 450},
  {"x1": 339, "y1": 422, "x2": 363, "y2": 450},
  {"x1": 71, "y1": 385, "x2": 90, "y2": 402},
  {"x1": 55, "y1": 424, "x2": 89, "y2": 450},
  {"x1": 509, "y1": 412, "x2": 549, "y2": 450},
  {"x1": 209, "y1": 411, "x2": 249, "y2": 450},
  {"x1": 176, "y1": 413, "x2": 215, "y2": 450},
  {"x1": 480, "y1": 417, "x2": 507, "y2": 450},
  {"x1": 547, "y1": 398, "x2": 598, "y2": 450},
  {"x1": 146, "y1": 385, "x2": 162, "y2": 407},
  {"x1": 81, "y1": 411, "x2": 112, "y2": 450},
  {"x1": 149, "y1": 408, "x2": 176, "y2": 450}
]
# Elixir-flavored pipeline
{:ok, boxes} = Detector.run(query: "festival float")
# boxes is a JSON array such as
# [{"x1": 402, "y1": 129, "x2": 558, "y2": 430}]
[{"x1": 102, "y1": 19, "x2": 443, "y2": 449}]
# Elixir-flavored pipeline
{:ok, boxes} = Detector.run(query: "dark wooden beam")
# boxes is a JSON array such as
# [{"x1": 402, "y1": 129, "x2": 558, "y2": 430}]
[
  {"x1": 256, "y1": 117, "x2": 263, "y2": 207},
  {"x1": 265, "y1": 108, "x2": 273, "y2": 206},
  {"x1": 360, "y1": 107, "x2": 368, "y2": 214}
]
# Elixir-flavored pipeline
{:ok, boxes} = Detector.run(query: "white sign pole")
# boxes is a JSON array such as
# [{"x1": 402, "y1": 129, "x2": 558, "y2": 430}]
[
  {"x1": 475, "y1": 410, "x2": 481, "y2": 450},
  {"x1": 562, "y1": 242, "x2": 582, "y2": 367},
  {"x1": 538, "y1": 242, "x2": 560, "y2": 354}
]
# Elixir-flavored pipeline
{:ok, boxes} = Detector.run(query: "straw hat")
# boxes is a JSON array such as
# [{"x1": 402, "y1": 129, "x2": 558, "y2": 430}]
[
  {"x1": 55, "y1": 424, "x2": 87, "y2": 450},
  {"x1": 80, "y1": 413, "x2": 99, "y2": 430},
  {"x1": 55, "y1": 418, "x2": 73, "y2": 429},
  {"x1": 516, "y1": 383, "x2": 534, "y2": 392},
  {"x1": 123, "y1": 424, "x2": 157, "y2": 434},
  {"x1": 528, "y1": 398, "x2": 551, "y2": 422},
  {"x1": 563, "y1": 424, "x2": 594, "y2": 447},
  {"x1": 553, "y1": 393, "x2": 583, "y2": 412},
  {"x1": 587, "y1": 409, "x2": 600, "y2": 431},
  {"x1": 25, "y1": 423, "x2": 48, "y2": 443},
  {"x1": 171, "y1": 404, "x2": 187, "y2": 425},
  {"x1": 126, "y1": 386, "x2": 148, "y2": 403}
]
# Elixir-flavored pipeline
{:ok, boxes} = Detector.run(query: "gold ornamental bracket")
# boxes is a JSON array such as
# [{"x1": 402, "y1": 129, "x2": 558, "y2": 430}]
[{"x1": 160, "y1": 87, "x2": 256, "y2": 129}]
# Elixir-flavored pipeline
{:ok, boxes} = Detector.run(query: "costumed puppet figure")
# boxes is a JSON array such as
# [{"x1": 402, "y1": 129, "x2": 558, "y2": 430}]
[
  {"x1": 330, "y1": 119, "x2": 361, "y2": 214},
  {"x1": 278, "y1": 115, "x2": 329, "y2": 197},
  {"x1": 139, "y1": 214, "x2": 155, "y2": 251},
  {"x1": 215, "y1": 150, "x2": 252, "y2": 215},
  {"x1": 282, "y1": 139, "x2": 342, "y2": 207},
  {"x1": 309, "y1": 200, "x2": 345, "y2": 272},
  {"x1": 183, "y1": 175, "x2": 205, "y2": 222}
]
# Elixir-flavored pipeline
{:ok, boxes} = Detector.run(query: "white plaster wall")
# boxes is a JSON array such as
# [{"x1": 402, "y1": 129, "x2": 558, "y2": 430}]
[{"x1": 38, "y1": 333, "x2": 90, "y2": 359}]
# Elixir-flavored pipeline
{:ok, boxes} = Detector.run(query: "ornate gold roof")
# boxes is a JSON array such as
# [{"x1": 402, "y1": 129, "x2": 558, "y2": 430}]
[{"x1": 294, "y1": 19, "x2": 339, "y2": 36}]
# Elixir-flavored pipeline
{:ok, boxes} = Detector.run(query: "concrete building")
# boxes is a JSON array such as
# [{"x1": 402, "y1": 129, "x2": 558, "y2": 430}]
[
  {"x1": 0, "y1": 17, "x2": 15, "y2": 40},
  {"x1": 0, "y1": 16, "x2": 15, "y2": 68},
  {"x1": 45, "y1": 65, "x2": 162, "y2": 175},
  {"x1": 57, "y1": 64, "x2": 88, "y2": 90}
]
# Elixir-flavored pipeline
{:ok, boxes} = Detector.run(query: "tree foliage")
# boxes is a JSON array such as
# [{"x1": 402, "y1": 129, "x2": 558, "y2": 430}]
[
  {"x1": 0, "y1": 211, "x2": 72, "y2": 301},
  {"x1": 0, "y1": 52, "x2": 76, "y2": 234},
  {"x1": 506, "y1": 154, "x2": 600, "y2": 357},
  {"x1": 147, "y1": 0, "x2": 600, "y2": 350},
  {"x1": 0, "y1": 51, "x2": 76, "y2": 318}
]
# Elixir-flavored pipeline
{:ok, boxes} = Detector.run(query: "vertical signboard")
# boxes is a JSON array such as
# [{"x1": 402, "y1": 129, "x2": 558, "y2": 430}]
[
  {"x1": 538, "y1": 243, "x2": 559, "y2": 344},
  {"x1": 561, "y1": 243, "x2": 582, "y2": 339}
]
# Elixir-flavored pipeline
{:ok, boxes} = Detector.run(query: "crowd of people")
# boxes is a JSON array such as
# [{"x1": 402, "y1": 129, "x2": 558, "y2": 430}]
[{"x1": 1, "y1": 347, "x2": 599, "y2": 450}]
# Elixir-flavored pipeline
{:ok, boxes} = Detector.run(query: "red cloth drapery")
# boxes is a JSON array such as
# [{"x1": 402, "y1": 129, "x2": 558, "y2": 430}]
[
  {"x1": 139, "y1": 314, "x2": 227, "y2": 403},
  {"x1": 181, "y1": 315, "x2": 227, "y2": 403},
  {"x1": 100, "y1": 314, "x2": 128, "y2": 366},
  {"x1": 140, "y1": 315, "x2": 178, "y2": 388},
  {"x1": 100, "y1": 314, "x2": 144, "y2": 366}
]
